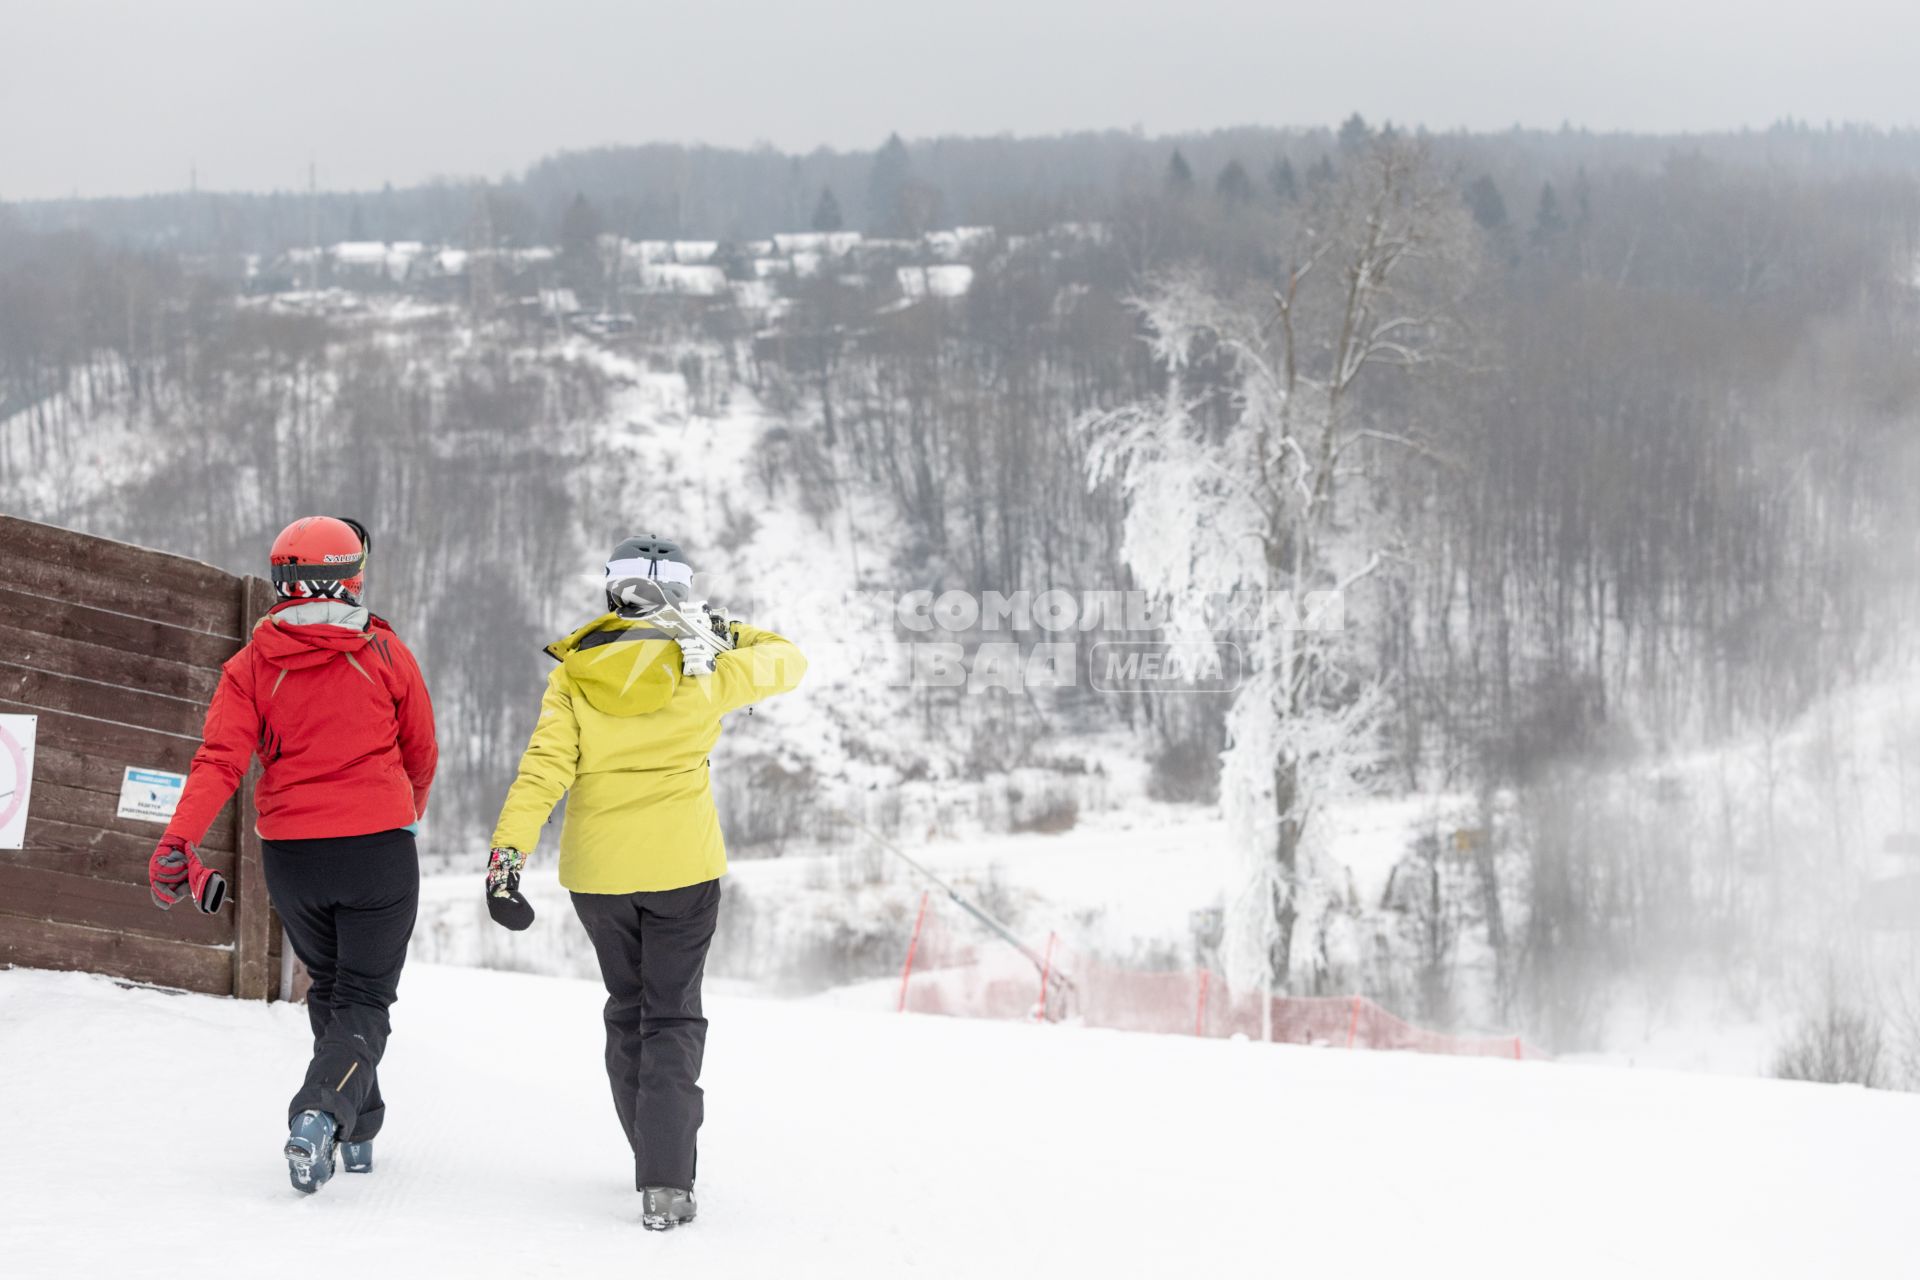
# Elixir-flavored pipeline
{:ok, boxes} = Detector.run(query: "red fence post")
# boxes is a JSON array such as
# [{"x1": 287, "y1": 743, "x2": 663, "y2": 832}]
[
  {"x1": 1195, "y1": 969, "x2": 1211, "y2": 1037},
  {"x1": 1036, "y1": 931, "x2": 1058, "y2": 1021},
  {"x1": 1513, "y1": 1035, "x2": 1523, "y2": 1061},
  {"x1": 1346, "y1": 995, "x2": 1361, "y2": 1049},
  {"x1": 896, "y1": 889, "x2": 931, "y2": 1014}
]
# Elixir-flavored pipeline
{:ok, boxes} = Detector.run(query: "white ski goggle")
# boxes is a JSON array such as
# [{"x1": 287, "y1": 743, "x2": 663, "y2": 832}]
[{"x1": 606, "y1": 557, "x2": 693, "y2": 588}]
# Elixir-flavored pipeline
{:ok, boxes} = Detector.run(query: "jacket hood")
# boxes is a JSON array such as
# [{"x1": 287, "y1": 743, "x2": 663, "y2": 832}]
[
  {"x1": 546, "y1": 612, "x2": 681, "y2": 716},
  {"x1": 253, "y1": 600, "x2": 377, "y2": 670}
]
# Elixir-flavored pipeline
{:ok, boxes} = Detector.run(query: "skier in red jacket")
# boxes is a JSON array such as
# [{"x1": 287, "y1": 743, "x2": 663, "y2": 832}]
[{"x1": 148, "y1": 515, "x2": 437, "y2": 1194}]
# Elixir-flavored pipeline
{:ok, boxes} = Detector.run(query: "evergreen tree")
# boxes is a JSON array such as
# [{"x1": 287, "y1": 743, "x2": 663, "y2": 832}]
[
  {"x1": 1338, "y1": 113, "x2": 1372, "y2": 153},
  {"x1": 1165, "y1": 149, "x2": 1194, "y2": 195},
  {"x1": 812, "y1": 185, "x2": 844, "y2": 233},
  {"x1": 346, "y1": 203, "x2": 368, "y2": 242},
  {"x1": 1465, "y1": 175, "x2": 1509, "y2": 231},
  {"x1": 784, "y1": 156, "x2": 807, "y2": 229},
  {"x1": 867, "y1": 133, "x2": 914, "y2": 235},
  {"x1": 1532, "y1": 182, "x2": 1567, "y2": 244},
  {"x1": 1215, "y1": 160, "x2": 1256, "y2": 205},
  {"x1": 1268, "y1": 156, "x2": 1298, "y2": 203},
  {"x1": 1308, "y1": 154, "x2": 1336, "y2": 187},
  {"x1": 559, "y1": 191, "x2": 605, "y2": 296},
  {"x1": 714, "y1": 240, "x2": 755, "y2": 281},
  {"x1": 560, "y1": 191, "x2": 602, "y2": 259},
  {"x1": 1571, "y1": 166, "x2": 1593, "y2": 226}
]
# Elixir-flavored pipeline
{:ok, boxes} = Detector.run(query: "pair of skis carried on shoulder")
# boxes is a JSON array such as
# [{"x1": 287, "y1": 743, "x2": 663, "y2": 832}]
[{"x1": 610, "y1": 577, "x2": 735, "y2": 675}]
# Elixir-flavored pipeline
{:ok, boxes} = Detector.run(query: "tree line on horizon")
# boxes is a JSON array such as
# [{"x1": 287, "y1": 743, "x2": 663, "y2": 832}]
[{"x1": 11, "y1": 115, "x2": 1920, "y2": 255}]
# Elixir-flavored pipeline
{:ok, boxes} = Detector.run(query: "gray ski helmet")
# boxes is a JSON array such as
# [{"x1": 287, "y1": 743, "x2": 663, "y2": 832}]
[{"x1": 605, "y1": 533, "x2": 694, "y2": 613}]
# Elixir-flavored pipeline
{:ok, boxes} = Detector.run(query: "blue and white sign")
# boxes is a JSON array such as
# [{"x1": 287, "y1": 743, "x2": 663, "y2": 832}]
[{"x1": 116, "y1": 766, "x2": 186, "y2": 823}]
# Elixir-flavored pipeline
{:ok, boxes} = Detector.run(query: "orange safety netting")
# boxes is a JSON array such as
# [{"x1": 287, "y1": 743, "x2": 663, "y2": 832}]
[{"x1": 894, "y1": 889, "x2": 1548, "y2": 1061}]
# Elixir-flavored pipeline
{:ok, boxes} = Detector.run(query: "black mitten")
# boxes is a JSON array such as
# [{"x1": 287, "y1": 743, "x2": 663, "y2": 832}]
[{"x1": 485, "y1": 847, "x2": 535, "y2": 931}]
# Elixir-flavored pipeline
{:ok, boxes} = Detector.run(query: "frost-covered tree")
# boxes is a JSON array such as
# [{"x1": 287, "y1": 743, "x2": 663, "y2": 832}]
[{"x1": 1084, "y1": 139, "x2": 1476, "y2": 1000}]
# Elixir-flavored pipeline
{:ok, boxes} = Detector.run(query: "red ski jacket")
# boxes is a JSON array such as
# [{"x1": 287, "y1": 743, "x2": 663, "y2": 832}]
[{"x1": 166, "y1": 600, "x2": 438, "y2": 845}]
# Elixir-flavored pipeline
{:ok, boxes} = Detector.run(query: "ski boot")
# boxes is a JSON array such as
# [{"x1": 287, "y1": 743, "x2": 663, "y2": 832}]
[
  {"x1": 342, "y1": 1139, "x2": 373, "y2": 1173},
  {"x1": 284, "y1": 1110, "x2": 338, "y2": 1195},
  {"x1": 641, "y1": 1186, "x2": 697, "y2": 1231}
]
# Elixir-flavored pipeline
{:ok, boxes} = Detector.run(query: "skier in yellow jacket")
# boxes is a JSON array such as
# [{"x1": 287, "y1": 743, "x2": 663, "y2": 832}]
[{"x1": 485, "y1": 534, "x2": 806, "y2": 1230}]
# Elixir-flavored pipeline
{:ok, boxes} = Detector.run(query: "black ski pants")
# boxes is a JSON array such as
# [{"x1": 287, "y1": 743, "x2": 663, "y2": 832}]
[
  {"x1": 263, "y1": 828, "x2": 419, "y2": 1143},
  {"x1": 571, "y1": 878, "x2": 722, "y2": 1191}
]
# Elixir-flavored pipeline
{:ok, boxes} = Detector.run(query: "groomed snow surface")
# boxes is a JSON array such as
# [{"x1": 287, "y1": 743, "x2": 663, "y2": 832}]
[{"x1": 4, "y1": 964, "x2": 1916, "y2": 1278}]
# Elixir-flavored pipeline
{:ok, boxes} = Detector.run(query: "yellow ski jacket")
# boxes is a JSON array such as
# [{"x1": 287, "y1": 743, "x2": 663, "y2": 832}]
[{"x1": 490, "y1": 613, "x2": 807, "y2": 894}]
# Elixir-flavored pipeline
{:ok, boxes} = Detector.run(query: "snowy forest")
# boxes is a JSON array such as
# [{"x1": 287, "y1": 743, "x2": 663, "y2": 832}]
[{"x1": 7, "y1": 117, "x2": 1920, "y2": 1075}]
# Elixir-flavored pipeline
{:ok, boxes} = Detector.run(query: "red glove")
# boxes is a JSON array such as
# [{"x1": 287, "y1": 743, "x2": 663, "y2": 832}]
[{"x1": 149, "y1": 837, "x2": 228, "y2": 914}]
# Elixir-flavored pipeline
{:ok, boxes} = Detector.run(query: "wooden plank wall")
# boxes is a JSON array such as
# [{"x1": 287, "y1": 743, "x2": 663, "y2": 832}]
[
  {"x1": 0, "y1": 515, "x2": 285, "y2": 998},
  {"x1": 231, "y1": 575, "x2": 279, "y2": 999}
]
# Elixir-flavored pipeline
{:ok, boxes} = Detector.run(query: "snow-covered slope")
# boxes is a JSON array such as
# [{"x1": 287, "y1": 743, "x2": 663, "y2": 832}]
[{"x1": 4, "y1": 963, "x2": 1914, "y2": 1279}]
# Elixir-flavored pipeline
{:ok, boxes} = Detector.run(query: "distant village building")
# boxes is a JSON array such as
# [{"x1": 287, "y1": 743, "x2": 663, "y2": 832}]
[{"x1": 231, "y1": 218, "x2": 1027, "y2": 324}]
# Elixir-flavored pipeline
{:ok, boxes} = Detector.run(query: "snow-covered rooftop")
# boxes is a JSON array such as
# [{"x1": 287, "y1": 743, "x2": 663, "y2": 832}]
[
  {"x1": 897, "y1": 264, "x2": 974, "y2": 301},
  {"x1": 924, "y1": 226, "x2": 995, "y2": 259},
  {"x1": 326, "y1": 241, "x2": 428, "y2": 281},
  {"x1": 331, "y1": 241, "x2": 390, "y2": 266},
  {"x1": 622, "y1": 240, "x2": 721, "y2": 266},
  {"x1": 772, "y1": 231, "x2": 862, "y2": 256},
  {"x1": 639, "y1": 263, "x2": 727, "y2": 296}
]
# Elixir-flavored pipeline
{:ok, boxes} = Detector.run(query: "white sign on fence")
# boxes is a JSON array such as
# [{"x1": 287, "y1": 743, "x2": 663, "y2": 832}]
[
  {"x1": 0, "y1": 713, "x2": 36, "y2": 850},
  {"x1": 116, "y1": 767, "x2": 187, "y2": 823}
]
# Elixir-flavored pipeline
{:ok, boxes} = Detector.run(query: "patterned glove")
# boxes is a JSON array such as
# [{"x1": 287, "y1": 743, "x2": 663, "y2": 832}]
[
  {"x1": 485, "y1": 847, "x2": 534, "y2": 931},
  {"x1": 149, "y1": 837, "x2": 227, "y2": 914},
  {"x1": 486, "y1": 846, "x2": 524, "y2": 897}
]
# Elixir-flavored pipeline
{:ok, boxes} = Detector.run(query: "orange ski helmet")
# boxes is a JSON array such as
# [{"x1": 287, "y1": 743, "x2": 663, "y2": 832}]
[{"x1": 269, "y1": 516, "x2": 369, "y2": 604}]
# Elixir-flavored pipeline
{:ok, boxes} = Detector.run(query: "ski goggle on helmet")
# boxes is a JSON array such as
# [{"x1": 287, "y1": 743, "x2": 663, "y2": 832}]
[
  {"x1": 269, "y1": 516, "x2": 371, "y2": 605},
  {"x1": 605, "y1": 534, "x2": 693, "y2": 615}
]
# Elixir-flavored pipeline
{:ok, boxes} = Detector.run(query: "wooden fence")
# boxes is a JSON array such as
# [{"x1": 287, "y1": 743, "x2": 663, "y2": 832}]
[{"x1": 0, "y1": 514, "x2": 289, "y2": 999}]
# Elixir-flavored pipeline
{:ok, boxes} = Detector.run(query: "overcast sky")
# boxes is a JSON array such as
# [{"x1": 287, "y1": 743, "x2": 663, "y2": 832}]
[{"x1": 4, "y1": 0, "x2": 1917, "y2": 200}]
